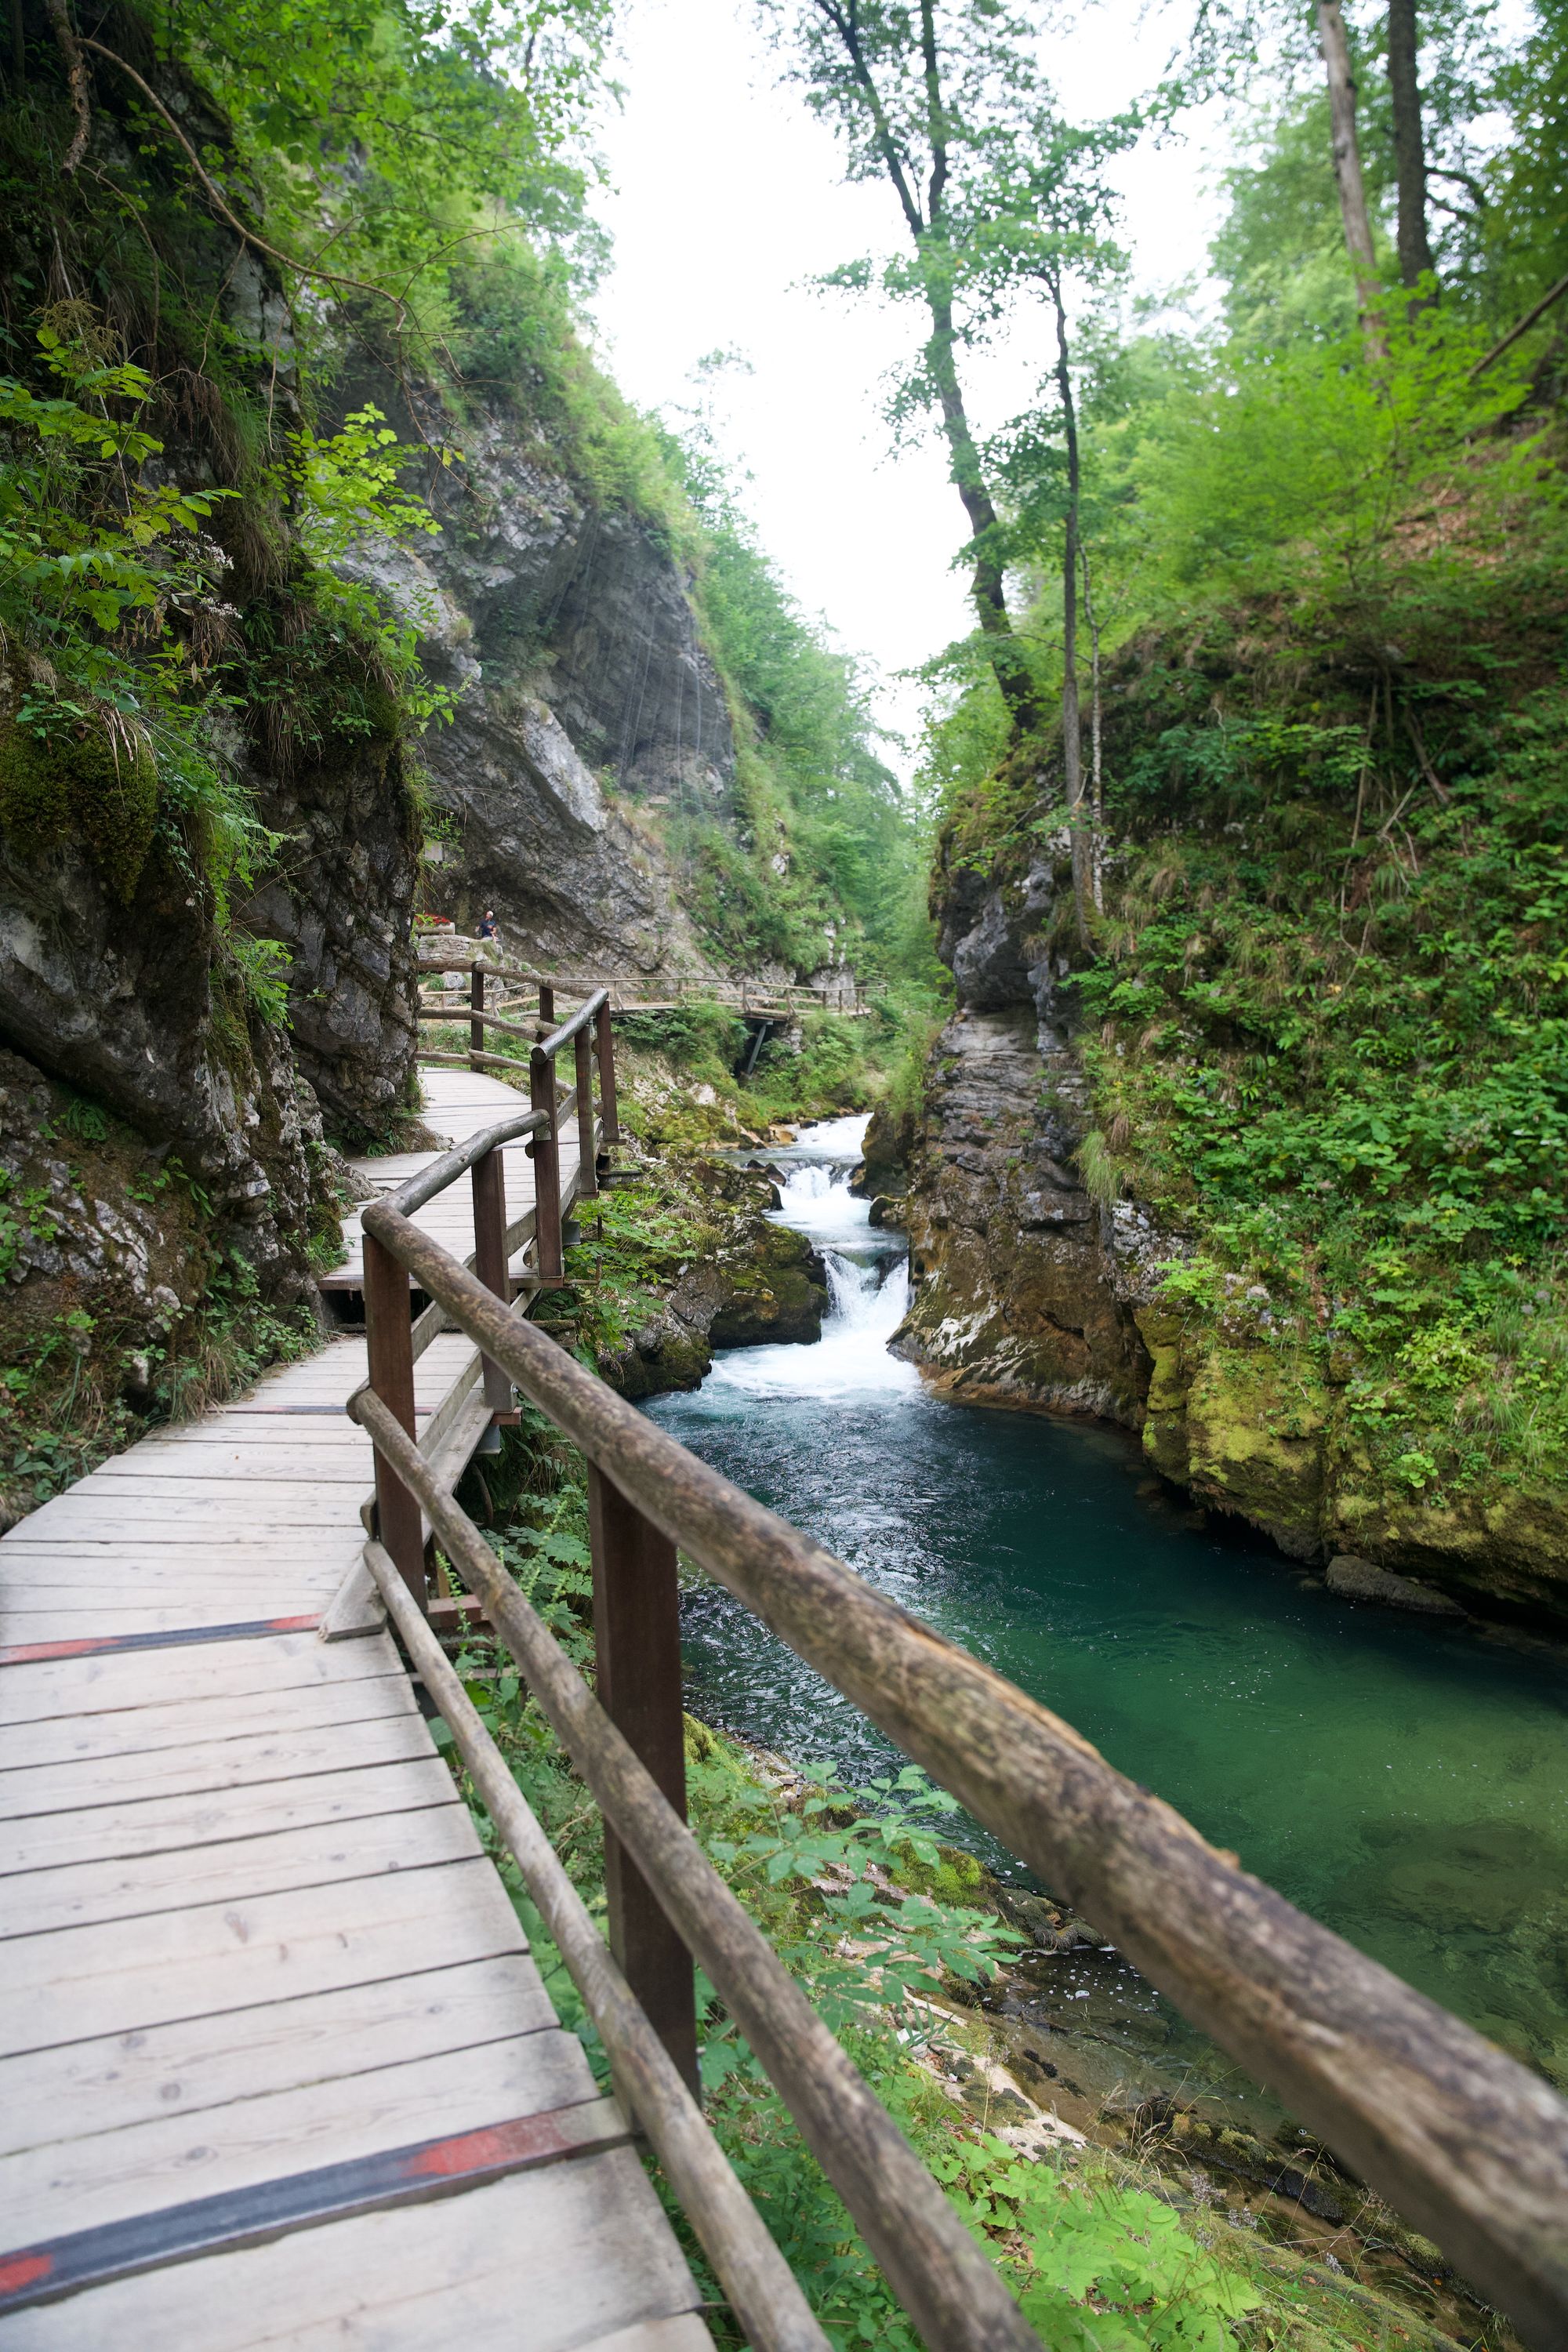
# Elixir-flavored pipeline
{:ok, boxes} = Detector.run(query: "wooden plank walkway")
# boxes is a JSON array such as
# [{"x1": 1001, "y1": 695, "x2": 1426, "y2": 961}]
[{"x1": 0, "y1": 1069, "x2": 709, "y2": 2348}]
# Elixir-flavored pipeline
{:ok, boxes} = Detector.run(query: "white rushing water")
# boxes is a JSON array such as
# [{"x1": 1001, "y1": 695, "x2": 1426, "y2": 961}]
[{"x1": 699, "y1": 1113, "x2": 920, "y2": 1405}]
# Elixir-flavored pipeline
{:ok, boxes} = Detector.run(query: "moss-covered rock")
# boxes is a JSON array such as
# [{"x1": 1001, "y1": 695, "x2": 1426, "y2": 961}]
[
  {"x1": 1181, "y1": 1345, "x2": 1330, "y2": 1561},
  {"x1": 0, "y1": 715, "x2": 159, "y2": 902},
  {"x1": 596, "y1": 1152, "x2": 828, "y2": 1400}
]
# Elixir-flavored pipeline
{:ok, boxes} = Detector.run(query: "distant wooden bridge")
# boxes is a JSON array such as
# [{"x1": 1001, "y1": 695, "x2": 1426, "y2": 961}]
[{"x1": 2, "y1": 978, "x2": 1566, "y2": 2348}]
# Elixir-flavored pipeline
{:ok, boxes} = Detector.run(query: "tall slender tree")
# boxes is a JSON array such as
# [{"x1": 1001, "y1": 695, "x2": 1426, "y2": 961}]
[
  {"x1": 760, "y1": 1, "x2": 1065, "y2": 731},
  {"x1": 961, "y1": 110, "x2": 1128, "y2": 942},
  {"x1": 1386, "y1": 0, "x2": 1436, "y2": 290},
  {"x1": 1316, "y1": 0, "x2": 1386, "y2": 350}
]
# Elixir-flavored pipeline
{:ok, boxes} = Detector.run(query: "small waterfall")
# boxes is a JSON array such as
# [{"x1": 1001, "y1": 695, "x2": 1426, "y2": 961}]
[{"x1": 703, "y1": 1116, "x2": 919, "y2": 1403}]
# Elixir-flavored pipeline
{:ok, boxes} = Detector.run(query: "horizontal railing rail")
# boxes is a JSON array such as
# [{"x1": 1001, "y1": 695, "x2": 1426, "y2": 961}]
[
  {"x1": 376, "y1": 1110, "x2": 547, "y2": 1219},
  {"x1": 413, "y1": 953, "x2": 866, "y2": 1017},
  {"x1": 352, "y1": 1160, "x2": 1568, "y2": 2352}
]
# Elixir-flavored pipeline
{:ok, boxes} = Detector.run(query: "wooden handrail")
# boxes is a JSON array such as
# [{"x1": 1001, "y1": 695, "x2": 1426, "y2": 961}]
[
  {"x1": 361, "y1": 1538, "x2": 830, "y2": 2352},
  {"x1": 379, "y1": 1110, "x2": 546, "y2": 1218},
  {"x1": 356, "y1": 1183, "x2": 1568, "y2": 2351},
  {"x1": 350, "y1": 1386, "x2": 1039, "y2": 2352},
  {"x1": 538, "y1": 986, "x2": 610, "y2": 1062},
  {"x1": 416, "y1": 1005, "x2": 543, "y2": 1044}
]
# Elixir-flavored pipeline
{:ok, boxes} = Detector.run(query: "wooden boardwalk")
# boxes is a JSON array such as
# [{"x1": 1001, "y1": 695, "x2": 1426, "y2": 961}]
[{"x1": 0, "y1": 1069, "x2": 710, "y2": 2348}]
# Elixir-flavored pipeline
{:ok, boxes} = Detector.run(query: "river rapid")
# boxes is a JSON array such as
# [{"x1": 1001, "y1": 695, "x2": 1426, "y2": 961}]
[{"x1": 648, "y1": 1115, "x2": 1568, "y2": 2114}]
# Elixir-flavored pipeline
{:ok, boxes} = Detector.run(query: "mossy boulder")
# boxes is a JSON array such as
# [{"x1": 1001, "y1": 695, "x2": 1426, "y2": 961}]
[
  {"x1": 709, "y1": 1221, "x2": 828, "y2": 1346},
  {"x1": 0, "y1": 717, "x2": 158, "y2": 902},
  {"x1": 1181, "y1": 1345, "x2": 1329, "y2": 1560}
]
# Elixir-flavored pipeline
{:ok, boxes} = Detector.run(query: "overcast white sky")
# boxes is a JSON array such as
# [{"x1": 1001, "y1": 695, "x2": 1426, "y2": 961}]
[{"x1": 583, "y1": 0, "x2": 1235, "y2": 773}]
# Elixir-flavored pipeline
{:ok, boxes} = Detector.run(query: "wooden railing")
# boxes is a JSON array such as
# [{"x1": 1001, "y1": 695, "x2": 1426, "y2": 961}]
[
  {"x1": 363, "y1": 991, "x2": 615, "y2": 1615},
  {"x1": 349, "y1": 1108, "x2": 1568, "y2": 2352},
  {"x1": 414, "y1": 953, "x2": 865, "y2": 1022}
]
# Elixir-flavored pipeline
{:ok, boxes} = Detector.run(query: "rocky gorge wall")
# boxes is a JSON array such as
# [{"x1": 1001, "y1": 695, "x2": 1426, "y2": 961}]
[
  {"x1": 884, "y1": 846, "x2": 1164, "y2": 1428},
  {"x1": 338, "y1": 382, "x2": 737, "y2": 980},
  {"x1": 889, "y1": 843, "x2": 1568, "y2": 1623}
]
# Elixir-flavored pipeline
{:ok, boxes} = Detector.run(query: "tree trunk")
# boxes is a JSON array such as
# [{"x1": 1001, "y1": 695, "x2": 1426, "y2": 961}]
[
  {"x1": 1387, "y1": 0, "x2": 1436, "y2": 292},
  {"x1": 1049, "y1": 276, "x2": 1091, "y2": 949},
  {"x1": 924, "y1": 283, "x2": 1037, "y2": 731},
  {"x1": 806, "y1": 0, "x2": 1037, "y2": 737},
  {"x1": 1081, "y1": 543, "x2": 1105, "y2": 916},
  {"x1": 1316, "y1": 0, "x2": 1386, "y2": 355}
]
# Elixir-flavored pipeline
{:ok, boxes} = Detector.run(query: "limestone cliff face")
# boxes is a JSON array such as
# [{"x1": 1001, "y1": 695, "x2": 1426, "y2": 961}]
[
  {"x1": 245, "y1": 730, "x2": 422, "y2": 1144},
  {"x1": 339, "y1": 397, "x2": 735, "y2": 977},
  {"x1": 908, "y1": 844, "x2": 1567, "y2": 1617},
  {"x1": 894, "y1": 850, "x2": 1164, "y2": 1425},
  {"x1": 0, "y1": 700, "x2": 382, "y2": 1299}
]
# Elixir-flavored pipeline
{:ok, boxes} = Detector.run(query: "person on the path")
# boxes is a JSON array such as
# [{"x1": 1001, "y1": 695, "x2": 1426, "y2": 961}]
[{"x1": 478, "y1": 909, "x2": 501, "y2": 953}]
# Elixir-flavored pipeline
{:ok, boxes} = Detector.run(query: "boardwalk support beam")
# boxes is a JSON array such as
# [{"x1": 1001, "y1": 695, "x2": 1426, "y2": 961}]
[
  {"x1": 587, "y1": 1465, "x2": 699, "y2": 2103},
  {"x1": 361, "y1": 1230, "x2": 426, "y2": 1615}
]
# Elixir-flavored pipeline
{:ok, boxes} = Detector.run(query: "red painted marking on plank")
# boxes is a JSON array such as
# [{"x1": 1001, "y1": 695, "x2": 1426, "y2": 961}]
[
  {"x1": 0, "y1": 2255, "x2": 51, "y2": 2296},
  {"x1": 405, "y1": 2114, "x2": 572, "y2": 2180},
  {"x1": 0, "y1": 2103, "x2": 614, "y2": 2314},
  {"x1": 0, "y1": 1635, "x2": 101, "y2": 1664},
  {"x1": 0, "y1": 1615, "x2": 321, "y2": 1667}
]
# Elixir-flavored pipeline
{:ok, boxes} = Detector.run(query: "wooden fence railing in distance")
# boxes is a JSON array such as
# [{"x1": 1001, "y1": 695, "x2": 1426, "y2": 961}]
[
  {"x1": 412, "y1": 953, "x2": 866, "y2": 1020},
  {"x1": 352, "y1": 1156, "x2": 1568, "y2": 2352}
]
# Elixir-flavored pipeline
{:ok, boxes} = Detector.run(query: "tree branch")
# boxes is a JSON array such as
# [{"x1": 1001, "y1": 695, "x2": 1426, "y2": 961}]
[
  {"x1": 810, "y1": 0, "x2": 926, "y2": 238},
  {"x1": 1428, "y1": 163, "x2": 1488, "y2": 212},
  {"x1": 78, "y1": 38, "x2": 407, "y2": 322},
  {"x1": 917, "y1": 0, "x2": 948, "y2": 227},
  {"x1": 1470, "y1": 267, "x2": 1568, "y2": 379}
]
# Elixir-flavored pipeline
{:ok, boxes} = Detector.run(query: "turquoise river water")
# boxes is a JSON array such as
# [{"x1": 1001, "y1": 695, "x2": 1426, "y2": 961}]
[{"x1": 648, "y1": 1115, "x2": 1568, "y2": 2105}]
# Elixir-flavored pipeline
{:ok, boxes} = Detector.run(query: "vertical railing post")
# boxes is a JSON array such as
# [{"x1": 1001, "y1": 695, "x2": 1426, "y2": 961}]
[
  {"x1": 529, "y1": 1046, "x2": 562, "y2": 1280},
  {"x1": 362, "y1": 1231, "x2": 427, "y2": 1615},
  {"x1": 470, "y1": 1144, "x2": 512, "y2": 1417},
  {"x1": 573, "y1": 1025, "x2": 597, "y2": 1202},
  {"x1": 586, "y1": 1463, "x2": 699, "y2": 2104},
  {"x1": 470, "y1": 961, "x2": 485, "y2": 1073},
  {"x1": 594, "y1": 1000, "x2": 619, "y2": 1150},
  {"x1": 538, "y1": 979, "x2": 555, "y2": 1036}
]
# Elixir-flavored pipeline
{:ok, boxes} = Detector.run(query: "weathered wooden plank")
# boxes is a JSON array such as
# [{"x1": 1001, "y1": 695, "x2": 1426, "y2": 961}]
[
  {"x1": 0, "y1": 1789, "x2": 475, "y2": 1939},
  {"x1": 0, "y1": 1606, "x2": 328, "y2": 1641},
  {"x1": 317, "y1": 1555, "x2": 387, "y2": 1642},
  {"x1": 0, "y1": 1670, "x2": 415, "y2": 1774},
  {"x1": 582, "y1": 2325, "x2": 715, "y2": 2352},
  {"x1": 5, "y1": 2148, "x2": 706, "y2": 2352},
  {"x1": 92, "y1": 1457, "x2": 372, "y2": 1485},
  {"x1": 0, "y1": 1533, "x2": 358, "y2": 1555},
  {"x1": 16, "y1": 1490, "x2": 366, "y2": 1523},
  {"x1": 0, "y1": 1597, "x2": 340, "y2": 1632},
  {"x1": 0, "y1": 1955, "x2": 550, "y2": 2154},
  {"x1": 147, "y1": 1406, "x2": 370, "y2": 1428},
  {"x1": 0, "y1": 1711, "x2": 436, "y2": 1822},
  {"x1": 0, "y1": 1755, "x2": 456, "y2": 1876},
  {"x1": 0, "y1": 1632, "x2": 401, "y2": 1727},
  {"x1": 0, "y1": 1857, "x2": 526, "y2": 2053},
  {"x1": 0, "y1": 1554, "x2": 344, "y2": 1584},
  {"x1": 0, "y1": 2034, "x2": 606, "y2": 2245}
]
